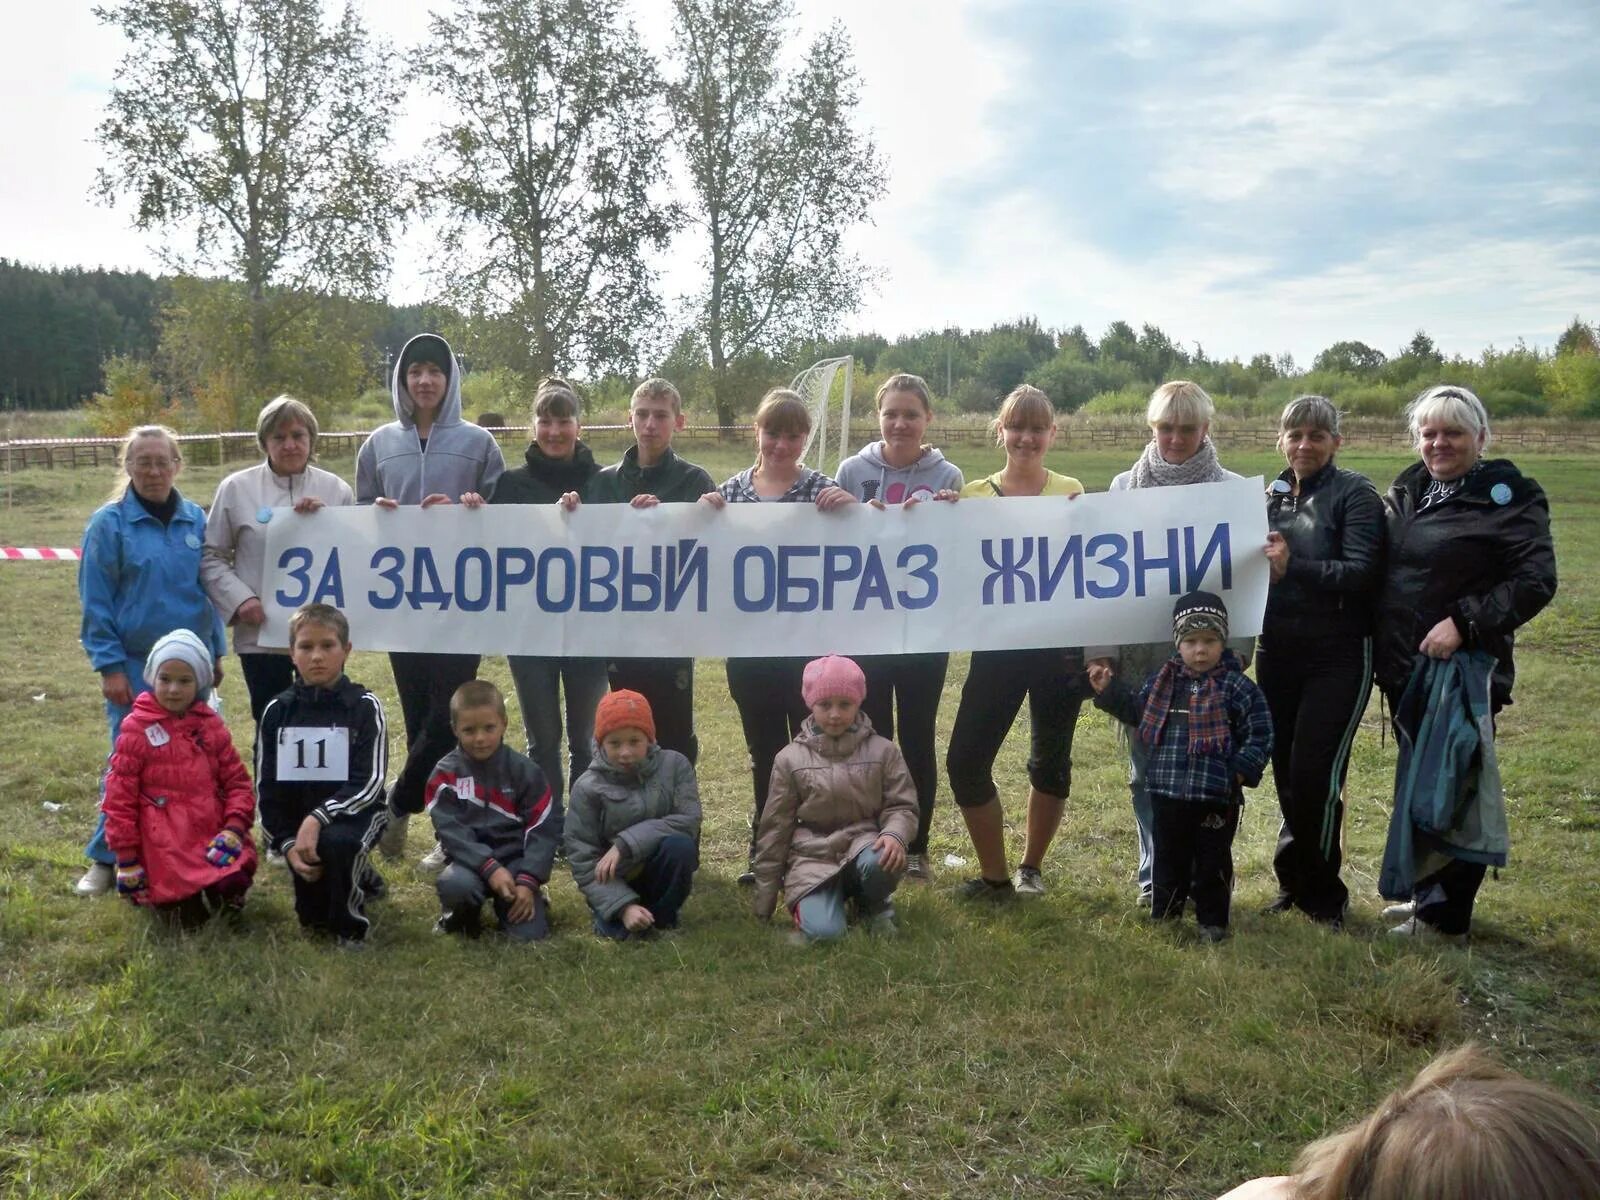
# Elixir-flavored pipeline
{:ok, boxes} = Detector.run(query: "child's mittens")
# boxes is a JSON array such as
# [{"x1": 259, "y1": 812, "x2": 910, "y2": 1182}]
[
  {"x1": 204, "y1": 829, "x2": 245, "y2": 868},
  {"x1": 115, "y1": 859, "x2": 147, "y2": 897}
]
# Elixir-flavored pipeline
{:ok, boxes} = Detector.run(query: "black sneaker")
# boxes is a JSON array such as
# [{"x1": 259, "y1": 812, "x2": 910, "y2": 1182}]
[
  {"x1": 360, "y1": 867, "x2": 388, "y2": 902},
  {"x1": 957, "y1": 876, "x2": 1015, "y2": 902},
  {"x1": 1261, "y1": 894, "x2": 1296, "y2": 916},
  {"x1": 433, "y1": 909, "x2": 482, "y2": 938},
  {"x1": 1197, "y1": 924, "x2": 1230, "y2": 944}
]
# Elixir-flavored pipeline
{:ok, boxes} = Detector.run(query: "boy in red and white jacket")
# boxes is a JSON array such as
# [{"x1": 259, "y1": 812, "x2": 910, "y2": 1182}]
[{"x1": 426, "y1": 680, "x2": 560, "y2": 940}]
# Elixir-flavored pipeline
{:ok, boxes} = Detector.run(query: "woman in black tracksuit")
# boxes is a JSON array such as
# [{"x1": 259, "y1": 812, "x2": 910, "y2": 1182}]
[{"x1": 1259, "y1": 395, "x2": 1385, "y2": 926}]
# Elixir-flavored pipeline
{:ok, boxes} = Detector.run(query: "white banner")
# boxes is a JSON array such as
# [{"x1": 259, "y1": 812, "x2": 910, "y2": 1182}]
[{"x1": 259, "y1": 478, "x2": 1269, "y2": 657}]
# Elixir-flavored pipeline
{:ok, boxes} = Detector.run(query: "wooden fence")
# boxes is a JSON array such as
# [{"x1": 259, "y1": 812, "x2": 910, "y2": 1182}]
[{"x1": 5, "y1": 420, "x2": 1600, "y2": 471}]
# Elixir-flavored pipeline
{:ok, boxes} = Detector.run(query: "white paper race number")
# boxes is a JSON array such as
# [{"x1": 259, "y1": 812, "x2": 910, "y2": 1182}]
[{"x1": 277, "y1": 727, "x2": 350, "y2": 781}]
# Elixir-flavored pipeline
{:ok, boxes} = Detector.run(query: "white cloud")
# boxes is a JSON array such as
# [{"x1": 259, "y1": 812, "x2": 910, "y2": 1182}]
[{"x1": 2, "y1": 0, "x2": 1594, "y2": 372}]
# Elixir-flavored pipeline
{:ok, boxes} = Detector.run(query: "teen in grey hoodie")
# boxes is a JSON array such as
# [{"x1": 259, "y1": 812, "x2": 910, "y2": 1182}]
[
  {"x1": 356, "y1": 333, "x2": 506, "y2": 861},
  {"x1": 833, "y1": 374, "x2": 964, "y2": 880}
]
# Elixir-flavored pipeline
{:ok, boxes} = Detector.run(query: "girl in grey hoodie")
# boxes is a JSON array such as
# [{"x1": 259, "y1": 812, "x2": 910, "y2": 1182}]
[{"x1": 833, "y1": 373, "x2": 964, "y2": 879}]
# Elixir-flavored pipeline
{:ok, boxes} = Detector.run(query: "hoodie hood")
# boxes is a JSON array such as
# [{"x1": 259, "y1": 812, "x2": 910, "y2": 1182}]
[
  {"x1": 836, "y1": 441, "x2": 962, "y2": 504},
  {"x1": 391, "y1": 333, "x2": 464, "y2": 430}
]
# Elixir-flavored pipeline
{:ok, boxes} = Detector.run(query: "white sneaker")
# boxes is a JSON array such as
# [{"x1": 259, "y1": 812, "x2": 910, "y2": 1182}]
[
  {"x1": 1381, "y1": 900, "x2": 1417, "y2": 920},
  {"x1": 1013, "y1": 865, "x2": 1047, "y2": 897},
  {"x1": 74, "y1": 862, "x2": 114, "y2": 896},
  {"x1": 419, "y1": 842, "x2": 448, "y2": 871}
]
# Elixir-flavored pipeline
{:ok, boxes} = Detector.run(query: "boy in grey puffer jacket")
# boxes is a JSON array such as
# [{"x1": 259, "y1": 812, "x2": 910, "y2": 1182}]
[{"x1": 566, "y1": 691, "x2": 700, "y2": 939}]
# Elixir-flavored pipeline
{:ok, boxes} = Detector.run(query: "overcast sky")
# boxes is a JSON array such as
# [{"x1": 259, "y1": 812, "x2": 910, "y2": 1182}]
[{"x1": 6, "y1": 0, "x2": 1596, "y2": 366}]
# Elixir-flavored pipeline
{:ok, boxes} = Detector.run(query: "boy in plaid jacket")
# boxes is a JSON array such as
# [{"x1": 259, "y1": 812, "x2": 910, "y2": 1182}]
[{"x1": 1088, "y1": 591, "x2": 1273, "y2": 941}]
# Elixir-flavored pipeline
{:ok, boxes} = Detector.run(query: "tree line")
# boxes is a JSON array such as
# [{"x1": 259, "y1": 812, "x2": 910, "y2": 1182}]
[{"x1": 4, "y1": 256, "x2": 1598, "y2": 430}]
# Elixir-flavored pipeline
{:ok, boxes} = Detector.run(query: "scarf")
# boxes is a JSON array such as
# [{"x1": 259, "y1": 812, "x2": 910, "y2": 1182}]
[
  {"x1": 1127, "y1": 436, "x2": 1229, "y2": 489},
  {"x1": 1418, "y1": 460, "x2": 1484, "y2": 511},
  {"x1": 1138, "y1": 659, "x2": 1232, "y2": 756}
]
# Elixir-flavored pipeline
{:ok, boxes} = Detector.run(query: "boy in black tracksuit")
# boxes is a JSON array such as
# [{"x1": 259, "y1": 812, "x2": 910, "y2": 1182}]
[
  {"x1": 566, "y1": 378, "x2": 713, "y2": 764},
  {"x1": 426, "y1": 680, "x2": 561, "y2": 941},
  {"x1": 256, "y1": 604, "x2": 389, "y2": 945}
]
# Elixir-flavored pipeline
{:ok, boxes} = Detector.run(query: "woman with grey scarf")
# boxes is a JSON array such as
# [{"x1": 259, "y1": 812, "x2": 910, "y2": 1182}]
[{"x1": 1085, "y1": 380, "x2": 1249, "y2": 907}]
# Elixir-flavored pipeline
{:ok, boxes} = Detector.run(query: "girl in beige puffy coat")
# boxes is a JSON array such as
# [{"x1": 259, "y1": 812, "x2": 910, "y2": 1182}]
[{"x1": 751, "y1": 656, "x2": 920, "y2": 941}]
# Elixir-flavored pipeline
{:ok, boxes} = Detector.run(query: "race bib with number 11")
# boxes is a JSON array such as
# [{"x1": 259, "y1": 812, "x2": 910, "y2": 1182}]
[{"x1": 277, "y1": 727, "x2": 351, "y2": 781}]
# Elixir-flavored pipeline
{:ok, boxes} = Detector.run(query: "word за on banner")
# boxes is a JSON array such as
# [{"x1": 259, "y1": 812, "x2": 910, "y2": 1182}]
[{"x1": 260, "y1": 478, "x2": 1270, "y2": 659}]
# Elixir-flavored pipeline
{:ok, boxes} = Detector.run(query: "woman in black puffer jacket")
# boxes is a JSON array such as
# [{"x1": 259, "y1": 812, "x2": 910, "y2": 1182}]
[
  {"x1": 1259, "y1": 395, "x2": 1385, "y2": 928},
  {"x1": 1374, "y1": 385, "x2": 1557, "y2": 940}
]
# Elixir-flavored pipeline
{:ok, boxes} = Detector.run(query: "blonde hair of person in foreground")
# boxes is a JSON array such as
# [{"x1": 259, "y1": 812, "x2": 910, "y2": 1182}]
[{"x1": 1216, "y1": 1043, "x2": 1600, "y2": 1200}]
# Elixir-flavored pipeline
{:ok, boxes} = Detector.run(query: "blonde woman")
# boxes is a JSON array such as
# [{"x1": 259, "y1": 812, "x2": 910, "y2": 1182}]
[
  {"x1": 76, "y1": 425, "x2": 226, "y2": 895},
  {"x1": 1086, "y1": 380, "x2": 1248, "y2": 905},
  {"x1": 942, "y1": 385, "x2": 1086, "y2": 900}
]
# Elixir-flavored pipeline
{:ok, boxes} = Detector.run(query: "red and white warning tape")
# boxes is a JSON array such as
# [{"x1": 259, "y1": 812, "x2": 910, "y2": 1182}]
[{"x1": 2, "y1": 547, "x2": 83, "y2": 560}]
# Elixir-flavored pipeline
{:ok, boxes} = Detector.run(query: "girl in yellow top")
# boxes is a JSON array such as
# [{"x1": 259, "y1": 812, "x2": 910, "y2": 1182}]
[{"x1": 939, "y1": 385, "x2": 1088, "y2": 900}]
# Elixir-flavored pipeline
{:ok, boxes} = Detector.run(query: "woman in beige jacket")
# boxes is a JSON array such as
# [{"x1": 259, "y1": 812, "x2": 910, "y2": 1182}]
[
  {"x1": 201, "y1": 395, "x2": 354, "y2": 724},
  {"x1": 751, "y1": 656, "x2": 920, "y2": 941}
]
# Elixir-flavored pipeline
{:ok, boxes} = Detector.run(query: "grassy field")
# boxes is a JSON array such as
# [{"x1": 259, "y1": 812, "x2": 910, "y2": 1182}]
[{"x1": 2, "y1": 435, "x2": 1596, "y2": 1198}]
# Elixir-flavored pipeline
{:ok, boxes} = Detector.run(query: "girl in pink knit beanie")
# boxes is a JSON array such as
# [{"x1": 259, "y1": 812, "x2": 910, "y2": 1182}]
[{"x1": 750, "y1": 654, "x2": 921, "y2": 943}]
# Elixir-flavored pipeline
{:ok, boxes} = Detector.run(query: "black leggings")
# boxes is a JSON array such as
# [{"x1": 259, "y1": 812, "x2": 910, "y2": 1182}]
[
  {"x1": 1256, "y1": 631, "x2": 1372, "y2": 919},
  {"x1": 388, "y1": 651, "x2": 481, "y2": 814},
  {"x1": 858, "y1": 652, "x2": 948, "y2": 854},
  {"x1": 240, "y1": 652, "x2": 295, "y2": 726},
  {"x1": 947, "y1": 648, "x2": 1085, "y2": 808},
  {"x1": 725, "y1": 656, "x2": 809, "y2": 850}
]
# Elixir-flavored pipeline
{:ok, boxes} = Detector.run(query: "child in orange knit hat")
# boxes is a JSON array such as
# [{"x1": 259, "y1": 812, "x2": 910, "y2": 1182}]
[{"x1": 565, "y1": 690, "x2": 701, "y2": 939}]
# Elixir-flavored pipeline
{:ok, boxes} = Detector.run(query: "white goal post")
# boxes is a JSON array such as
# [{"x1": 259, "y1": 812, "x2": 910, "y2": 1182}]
[{"x1": 789, "y1": 356, "x2": 854, "y2": 476}]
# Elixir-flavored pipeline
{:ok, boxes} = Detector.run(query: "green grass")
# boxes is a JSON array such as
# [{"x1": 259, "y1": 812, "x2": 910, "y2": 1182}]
[{"x1": 2, "y1": 440, "x2": 1597, "y2": 1198}]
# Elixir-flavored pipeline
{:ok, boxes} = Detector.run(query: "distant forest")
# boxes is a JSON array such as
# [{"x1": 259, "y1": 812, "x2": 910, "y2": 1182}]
[{"x1": 2, "y1": 259, "x2": 1596, "y2": 424}]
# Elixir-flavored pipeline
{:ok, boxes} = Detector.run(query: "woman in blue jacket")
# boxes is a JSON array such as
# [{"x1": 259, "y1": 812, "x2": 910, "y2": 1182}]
[{"x1": 76, "y1": 424, "x2": 226, "y2": 895}]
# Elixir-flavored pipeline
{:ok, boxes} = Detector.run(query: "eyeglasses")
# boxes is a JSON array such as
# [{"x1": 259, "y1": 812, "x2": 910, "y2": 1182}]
[{"x1": 129, "y1": 458, "x2": 177, "y2": 471}]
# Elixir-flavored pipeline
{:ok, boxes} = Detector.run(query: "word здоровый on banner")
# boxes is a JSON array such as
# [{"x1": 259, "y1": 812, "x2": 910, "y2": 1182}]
[{"x1": 258, "y1": 478, "x2": 1270, "y2": 657}]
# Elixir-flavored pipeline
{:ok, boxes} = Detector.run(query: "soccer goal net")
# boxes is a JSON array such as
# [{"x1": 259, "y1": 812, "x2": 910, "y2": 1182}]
[{"x1": 789, "y1": 356, "x2": 854, "y2": 475}]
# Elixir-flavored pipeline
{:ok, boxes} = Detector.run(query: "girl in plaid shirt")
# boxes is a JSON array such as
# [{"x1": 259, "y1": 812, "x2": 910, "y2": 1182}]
[
  {"x1": 700, "y1": 389, "x2": 857, "y2": 881},
  {"x1": 1088, "y1": 591, "x2": 1273, "y2": 942}
]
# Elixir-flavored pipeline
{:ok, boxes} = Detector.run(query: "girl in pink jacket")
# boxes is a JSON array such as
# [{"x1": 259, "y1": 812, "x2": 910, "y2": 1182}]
[
  {"x1": 750, "y1": 655, "x2": 920, "y2": 942},
  {"x1": 102, "y1": 629, "x2": 258, "y2": 925}
]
